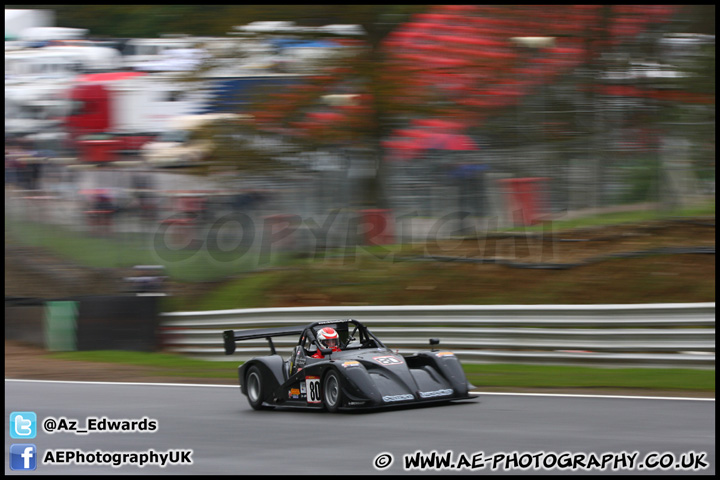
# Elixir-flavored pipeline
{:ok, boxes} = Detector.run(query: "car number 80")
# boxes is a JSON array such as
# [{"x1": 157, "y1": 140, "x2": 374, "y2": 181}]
[{"x1": 306, "y1": 376, "x2": 321, "y2": 404}]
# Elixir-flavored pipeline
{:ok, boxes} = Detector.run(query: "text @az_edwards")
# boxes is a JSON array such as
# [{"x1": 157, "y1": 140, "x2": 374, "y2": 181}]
[{"x1": 42, "y1": 416, "x2": 157, "y2": 434}]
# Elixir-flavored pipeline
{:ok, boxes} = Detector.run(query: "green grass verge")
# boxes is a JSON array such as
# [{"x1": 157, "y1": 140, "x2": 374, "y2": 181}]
[
  {"x1": 5, "y1": 218, "x2": 291, "y2": 282},
  {"x1": 47, "y1": 350, "x2": 714, "y2": 392},
  {"x1": 7, "y1": 201, "x2": 715, "y2": 284},
  {"x1": 515, "y1": 201, "x2": 715, "y2": 233},
  {"x1": 5, "y1": 220, "x2": 154, "y2": 269},
  {"x1": 463, "y1": 364, "x2": 714, "y2": 392},
  {"x1": 48, "y1": 350, "x2": 241, "y2": 379}
]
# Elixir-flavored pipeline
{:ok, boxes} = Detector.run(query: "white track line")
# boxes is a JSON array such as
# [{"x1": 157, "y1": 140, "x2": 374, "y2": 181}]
[{"x1": 5, "y1": 379, "x2": 714, "y2": 401}]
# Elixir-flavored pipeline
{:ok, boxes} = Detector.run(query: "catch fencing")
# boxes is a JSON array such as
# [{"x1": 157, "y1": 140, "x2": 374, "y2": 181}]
[{"x1": 159, "y1": 303, "x2": 715, "y2": 369}]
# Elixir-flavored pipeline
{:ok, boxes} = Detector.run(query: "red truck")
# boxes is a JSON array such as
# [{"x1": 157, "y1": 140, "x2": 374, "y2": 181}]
[{"x1": 64, "y1": 71, "x2": 205, "y2": 162}]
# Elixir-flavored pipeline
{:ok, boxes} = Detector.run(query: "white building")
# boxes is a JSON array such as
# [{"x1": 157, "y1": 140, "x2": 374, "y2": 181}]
[{"x1": 5, "y1": 9, "x2": 55, "y2": 41}]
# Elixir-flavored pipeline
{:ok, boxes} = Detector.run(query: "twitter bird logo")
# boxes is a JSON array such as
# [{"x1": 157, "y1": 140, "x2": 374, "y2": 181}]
[{"x1": 10, "y1": 412, "x2": 37, "y2": 439}]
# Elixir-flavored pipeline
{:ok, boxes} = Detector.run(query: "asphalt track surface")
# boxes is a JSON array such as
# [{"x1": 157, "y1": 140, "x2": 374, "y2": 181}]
[{"x1": 5, "y1": 379, "x2": 714, "y2": 475}]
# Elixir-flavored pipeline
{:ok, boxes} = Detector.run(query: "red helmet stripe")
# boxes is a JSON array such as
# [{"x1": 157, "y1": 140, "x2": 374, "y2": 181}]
[{"x1": 320, "y1": 327, "x2": 338, "y2": 339}]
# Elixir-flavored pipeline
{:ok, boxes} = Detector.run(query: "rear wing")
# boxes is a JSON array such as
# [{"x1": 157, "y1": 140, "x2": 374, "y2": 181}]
[{"x1": 223, "y1": 325, "x2": 306, "y2": 355}]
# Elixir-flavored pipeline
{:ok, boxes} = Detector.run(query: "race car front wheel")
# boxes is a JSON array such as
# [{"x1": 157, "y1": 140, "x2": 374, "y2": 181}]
[
  {"x1": 323, "y1": 370, "x2": 343, "y2": 413},
  {"x1": 246, "y1": 366, "x2": 268, "y2": 410}
]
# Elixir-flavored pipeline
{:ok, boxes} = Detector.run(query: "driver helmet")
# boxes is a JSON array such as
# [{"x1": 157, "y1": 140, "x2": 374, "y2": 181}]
[{"x1": 317, "y1": 327, "x2": 339, "y2": 351}]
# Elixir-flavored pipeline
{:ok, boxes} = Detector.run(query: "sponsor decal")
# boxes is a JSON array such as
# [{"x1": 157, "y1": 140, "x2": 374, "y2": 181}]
[
  {"x1": 288, "y1": 388, "x2": 301, "y2": 399},
  {"x1": 382, "y1": 394, "x2": 414, "y2": 403},
  {"x1": 435, "y1": 351, "x2": 455, "y2": 357},
  {"x1": 373, "y1": 355, "x2": 404, "y2": 366},
  {"x1": 418, "y1": 389, "x2": 454, "y2": 399},
  {"x1": 342, "y1": 361, "x2": 361, "y2": 368}
]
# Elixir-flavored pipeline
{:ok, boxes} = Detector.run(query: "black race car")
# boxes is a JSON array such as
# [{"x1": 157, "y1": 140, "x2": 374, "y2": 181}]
[{"x1": 222, "y1": 318, "x2": 475, "y2": 412}]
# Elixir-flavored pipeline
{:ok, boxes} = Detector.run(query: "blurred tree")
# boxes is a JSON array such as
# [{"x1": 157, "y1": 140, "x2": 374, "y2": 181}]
[{"x1": 189, "y1": 6, "x2": 430, "y2": 207}]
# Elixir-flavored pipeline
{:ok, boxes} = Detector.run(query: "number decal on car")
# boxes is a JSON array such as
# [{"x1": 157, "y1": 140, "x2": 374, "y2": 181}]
[
  {"x1": 306, "y1": 376, "x2": 321, "y2": 404},
  {"x1": 373, "y1": 355, "x2": 404, "y2": 365}
]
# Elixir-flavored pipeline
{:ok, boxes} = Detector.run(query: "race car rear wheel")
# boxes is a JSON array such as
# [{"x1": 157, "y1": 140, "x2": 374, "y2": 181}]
[
  {"x1": 246, "y1": 366, "x2": 267, "y2": 410},
  {"x1": 323, "y1": 370, "x2": 343, "y2": 413}
]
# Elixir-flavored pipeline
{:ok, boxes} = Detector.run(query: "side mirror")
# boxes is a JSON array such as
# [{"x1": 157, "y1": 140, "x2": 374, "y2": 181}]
[
  {"x1": 319, "y1": 348, "x2": 333, "y2": 356},
  {"x1": 429, "y1": 338, "x2": 439, "y2": 351}
]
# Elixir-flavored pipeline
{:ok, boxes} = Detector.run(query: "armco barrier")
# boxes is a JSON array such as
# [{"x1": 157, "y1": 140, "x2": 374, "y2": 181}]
[
  {"x1": 159, "y1": 303, "x2": 715, "y2": 369},
  {"x1": 6, "y1": 295, "x2": 160, "y2": 352}
]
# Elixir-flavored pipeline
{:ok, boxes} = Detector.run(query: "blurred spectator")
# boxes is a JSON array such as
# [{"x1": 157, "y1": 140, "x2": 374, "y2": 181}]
[
  {"x1": 232, "y1": 190, "x2": 266, "y2": 211},
  {"x1": 5, "y1": 142, "x2": 43, "y2": 190},
  {"x1": 451, "y1": 163, "x2": 488, "y2": 217},
  {"x1": 93, "y1": 191, "x2": 115, "y2": 213},
  {"x1": 124, "y1": 265, "x2": 167, "y2": 295},
  {"x1": 26, "y1": 154, "x2": 43, "y2": 190},
  {"x1": 5, "y1": 146, "x2": 19, "y2": 186},
  {"x1": 131, "y1": 172, "x2": 158, "y2": 221}
]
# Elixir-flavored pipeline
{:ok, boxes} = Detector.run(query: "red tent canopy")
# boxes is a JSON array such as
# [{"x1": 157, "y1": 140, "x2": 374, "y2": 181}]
[{"x1": 76, "y1": 71, "x2": 145, "y2": 83}]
